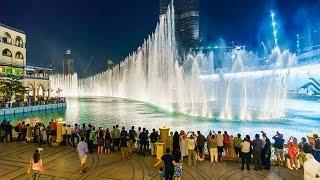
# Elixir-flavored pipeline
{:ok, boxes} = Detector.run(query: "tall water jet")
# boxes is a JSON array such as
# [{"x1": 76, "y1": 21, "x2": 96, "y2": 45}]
[
  {"x1": 50, "y1": 3, "x2": 298, "y2": 121},
  {"x1": 50, "y1": 3, "x2": 211, "y2": 117}
]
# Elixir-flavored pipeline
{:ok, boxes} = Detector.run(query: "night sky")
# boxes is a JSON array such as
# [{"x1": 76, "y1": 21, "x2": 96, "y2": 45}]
[{"x1": 1, "y1": 0, "x2": 320, "y2": 75}]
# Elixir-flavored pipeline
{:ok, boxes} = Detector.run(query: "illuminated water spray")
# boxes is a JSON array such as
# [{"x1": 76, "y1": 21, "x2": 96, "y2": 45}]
[
  {"x1": 50, "y1": 5, "x2": 298, "y2": 120},
  {"x1": 270, "y1": 10, "x2": 278, "y2": 47}
]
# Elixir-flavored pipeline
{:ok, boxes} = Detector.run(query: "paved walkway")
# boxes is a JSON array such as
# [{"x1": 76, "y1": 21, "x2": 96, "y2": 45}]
[{"x1": 0, "y1": 142, "x2": 303, "y2": 180}]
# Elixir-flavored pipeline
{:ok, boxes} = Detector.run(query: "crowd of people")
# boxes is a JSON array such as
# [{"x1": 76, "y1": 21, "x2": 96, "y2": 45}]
[{"x1": 1, "y1": 118, "x2": 320, "y2": 179}]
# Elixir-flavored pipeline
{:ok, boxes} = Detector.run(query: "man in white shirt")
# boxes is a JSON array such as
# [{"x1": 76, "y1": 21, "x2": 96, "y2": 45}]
[
  {"x1": 136, "y1": 127, "x2": 142, "y2": 149},
  {"x1": 216, "y1": 131, "x2": 224, "y2": 161},
  {"x1": 186, "y1": 132, "x2": 197, "y2": 166},
  {"x1": 113, "y1": 125, "x2": 121, "y2": 151}
]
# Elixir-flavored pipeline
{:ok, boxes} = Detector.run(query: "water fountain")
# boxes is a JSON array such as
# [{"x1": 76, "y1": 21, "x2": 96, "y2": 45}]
[
  {"x1": 50, "y1": 3, "x2": 299, "y2": 120},
  {"x1": 51, "y1": 3, "x2": 210, "y2": 117}
]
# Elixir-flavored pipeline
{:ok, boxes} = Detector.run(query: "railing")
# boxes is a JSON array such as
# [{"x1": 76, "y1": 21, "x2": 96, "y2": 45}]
[
  {"x1": 1, "y1": 40, "x2": 24, "y2": 48},
  {"x1": 0, "y1": 73, "x2": 49, "y2": 80},
  {"x1": 0, "y1": 97, "x2": 66, "y2": 109},
  {"x1": 23, "y1": 74, "x2": 50, "y2": 80}
]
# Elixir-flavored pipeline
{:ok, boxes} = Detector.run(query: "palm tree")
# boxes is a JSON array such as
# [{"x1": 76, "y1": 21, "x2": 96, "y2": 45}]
[{"x1": 0, "y1": 76, "x2": 28, "y2": 103}]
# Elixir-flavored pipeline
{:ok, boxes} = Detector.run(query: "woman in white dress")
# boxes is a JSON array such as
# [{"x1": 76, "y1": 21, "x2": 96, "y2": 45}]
[{"x1": 179, "y1": 130, "x2": 188, "y2": 159}]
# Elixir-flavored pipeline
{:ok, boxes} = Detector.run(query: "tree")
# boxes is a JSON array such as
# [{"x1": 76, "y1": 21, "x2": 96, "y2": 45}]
[{"x1": 0, "y1": 76, "x2": 28, "y2": 101}]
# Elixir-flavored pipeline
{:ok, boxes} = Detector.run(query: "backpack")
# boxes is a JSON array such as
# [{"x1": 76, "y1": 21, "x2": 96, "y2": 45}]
[{"x1": 14, "y1": 125, "x2": 20, "y2": 132}]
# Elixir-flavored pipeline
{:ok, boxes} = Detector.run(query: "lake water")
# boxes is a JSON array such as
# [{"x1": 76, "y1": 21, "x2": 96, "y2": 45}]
[{"x1": 3, "y1": 97, "x2": 320, "y2": 140}]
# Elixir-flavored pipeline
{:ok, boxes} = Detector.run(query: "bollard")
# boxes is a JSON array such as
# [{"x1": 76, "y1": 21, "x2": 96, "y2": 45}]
[
  {"x1": 55, "y1": 122, "x2": 63, "y2": 143},
  {"x1": 159, "y1": 126, "x2": 170, "y2": 150},
  {"x1": 154, "y1": 140, "x2": 165, "y2": 166}
]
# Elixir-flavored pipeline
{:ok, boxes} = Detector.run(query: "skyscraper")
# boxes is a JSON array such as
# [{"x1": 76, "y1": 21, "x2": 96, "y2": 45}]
[
  {"x1": 62, "y1": 49, "x2": 74, "y2": 74},
  {"x1": 106, "y1": 59, "x2": 114, "y2": 70},
  {"x1": 160, "y1": 0, "x2": 200, "y2": 52}
]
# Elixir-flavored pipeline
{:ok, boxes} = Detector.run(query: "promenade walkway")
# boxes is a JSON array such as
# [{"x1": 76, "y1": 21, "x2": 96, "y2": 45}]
[{"x1": 0, "y1": 143, "x2": 303, "y2": 180}]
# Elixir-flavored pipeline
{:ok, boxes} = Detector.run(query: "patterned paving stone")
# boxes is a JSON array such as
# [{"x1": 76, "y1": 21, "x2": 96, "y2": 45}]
[{"x1": 0, "y1": 142, "x2": 303, "y2": 180}]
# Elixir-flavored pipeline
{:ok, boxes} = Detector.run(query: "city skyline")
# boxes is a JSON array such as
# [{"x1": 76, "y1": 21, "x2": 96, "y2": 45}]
[{"x1": 1, "y1": 0, "x2": 320, "y2": 75}]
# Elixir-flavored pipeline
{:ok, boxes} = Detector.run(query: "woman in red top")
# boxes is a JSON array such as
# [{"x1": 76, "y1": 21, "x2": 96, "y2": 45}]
[
  {"x1": 288, "y1": 137, "x2": 299, "y2": 170},
  {"x1": 223, "y1": 131, "x2": 231, "y2": 157}
]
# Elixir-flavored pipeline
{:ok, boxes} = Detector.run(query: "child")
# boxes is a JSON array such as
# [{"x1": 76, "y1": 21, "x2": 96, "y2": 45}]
[
  {"x1": 173, "y1": 158, "x2": 183, "y2": 180},
  {"x1": 158, "y1": 167, "x2": 165, "y2": 180}
]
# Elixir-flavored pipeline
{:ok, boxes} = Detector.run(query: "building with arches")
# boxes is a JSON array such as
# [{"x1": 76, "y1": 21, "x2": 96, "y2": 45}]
[{"x1": 0, "y1": 23, "x2": 51, "y2": 100}]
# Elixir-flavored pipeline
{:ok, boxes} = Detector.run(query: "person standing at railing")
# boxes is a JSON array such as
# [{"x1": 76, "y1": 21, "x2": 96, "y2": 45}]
[
  {"x1": 149, "y1": 128, "x2": 159, "y2": 156},
  {"x1": 179, "y1": 130, "x2": 188, "y2": 160},
  {"x1": 251, "y1": 134, "x2": 263, "y2": 171},
  {"x1": 288, "y1": 137, "x2": 299, "y2": 170},
  {"x1": 261, "y1": 133, "x2": 271, "y2": 170},
  {"x1": 61, "y1": 124, "x2": 67, "y2": 146},
  {"x1": 5, "y1": 121, "x2": 12, "y2": 142},
  {"x1": 88, "y1": 126, "x2": 96, "y2": 154},
  {"x1": 66, "y1": 125, "x2": 73, "y2": 145},
  {"x1": 240, "y1": 136, "x2": 251, "y2": 170},
  {"x1": 128, "y1": 126, "x2": 137, "y2": 155},
  {"x1": 207, "y1": 133, "x2": 218, "y2": 164},
  {"x1": 273, "y1": 132, "x2": 285, "y2": 166},
  {"x1": 72, "y1": 124, "x2": 80, "y2": 147},
  {"x1": 16, "y1": 121, "x2": 23, "y2": 141},
  {"x1": 233, "y1": 134, "x2": 242, "y2": 161},
  {"x1": 216, "y1": 131, "x2": 224, "y2": 162}
]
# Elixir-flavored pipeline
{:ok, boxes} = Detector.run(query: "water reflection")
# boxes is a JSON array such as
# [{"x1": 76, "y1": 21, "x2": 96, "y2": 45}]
[{"x1": 3, "y1": 97, "x2": 320, "y2": 140}]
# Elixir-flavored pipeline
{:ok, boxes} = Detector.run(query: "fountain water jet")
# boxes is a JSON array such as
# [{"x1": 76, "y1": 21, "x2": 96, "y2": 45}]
[
  {"x1": 51, "y1": 3, "x2": 211, "y2": 117},
  {"x1": 50, "y1": 4, "x2": 298, "y2": 120}
]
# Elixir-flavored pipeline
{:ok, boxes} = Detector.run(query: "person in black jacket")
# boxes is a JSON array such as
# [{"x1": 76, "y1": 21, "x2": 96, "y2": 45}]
[
  {"x1": 120, "y1": 127, "x2": 130, "y2": 160},
  {"x1": 139, "y1": 128, "x2": 148, "y2": 155},
  {"x1": 149, "y1": 128, "x2": 159, "y2": 155},
  {"x1": 128, "y1": 126, "x2": 136, "y2": 155},
  {"x1": 5, "y1": 121, "x2": 12, "y2": 142},
  {"x1": 261, "y1": 133, "x2": 271, "y2": 170},
  {"x1": 161, "y1": 148, "x2": 174, "y2": 180}
]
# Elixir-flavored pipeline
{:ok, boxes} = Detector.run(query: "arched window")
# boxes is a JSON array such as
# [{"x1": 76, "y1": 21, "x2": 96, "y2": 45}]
[
  {"x1": 38, "y1": 84, "x2": 45, "y2": 97},
  {"x1": 15, "y1": 51, "x2": 24, "y2": 59},
  {"x1": 15, "y1": 36, "x2": 24, "y2": 47},
  {"x1": 2, "y1": 49, "x2": 12, "y2": 57},
  {"x1": 3, "y1": 32, "x2": 12, "y2": 44}
]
